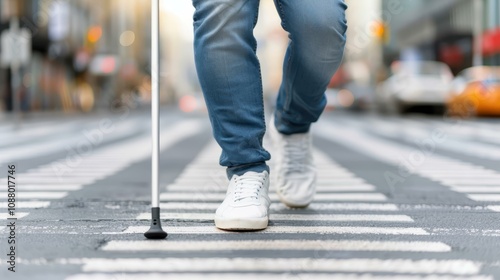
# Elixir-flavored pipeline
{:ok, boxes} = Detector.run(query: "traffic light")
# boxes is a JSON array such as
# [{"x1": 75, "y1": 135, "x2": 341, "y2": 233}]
[
  {"x1": 372, "y1": 20, "x2": 390, "y2": 44},
  {"x1": 87, "y1": 26, "x2": 102, "y2": 44}
]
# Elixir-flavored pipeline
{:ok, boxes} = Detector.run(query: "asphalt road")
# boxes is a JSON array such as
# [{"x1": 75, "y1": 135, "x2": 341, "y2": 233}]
[{"x1": 1, "y1": 108, "x2": 500, "y2": 280}]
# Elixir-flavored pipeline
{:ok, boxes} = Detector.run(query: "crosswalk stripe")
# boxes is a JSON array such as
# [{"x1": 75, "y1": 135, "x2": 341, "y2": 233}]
[
  {"x1": 159, "y1": 193, "x2": 387, "y2": 202},
  {"x1": 467, "y1": 194, "x2": 500, "y2": 202},
  {"x1": 449, "y1": 182, "x2": 500, "y2": 186},
  {"x1": 179, "y1": 172, "x2": 358, "y2": 179},
  {"x1": 346, "y1": 117, "x2": 500, "y2": 161},
  {"x1": 21, "y1": 174, "x2": 107, "y2": 179},
  {"x1": 487, "y1": 206, "x2": 500, "y2": 212},
  {"x1": 65, "y1": 273, "x2": 493, "y2": 280},
  {"x1": 103, "y1": 239, "x2": 447, "y2": 252},
  {"x1": 158, "y1": 202, "x2": 399, "y2": 211},
  {"x1": 173, "y1": 177, "x2": 365, "y2": 183},
  {"x1": 75, "y1": 258, "x2": 478, "y2": 275},
  {"x1": 421, "y1": 170, "x2": 495, "y2": 174},
  {"x1": 0, "y1": 201, "x2": 51, "y2": 208},
  {"x1": 315, "y1": 178, "x2": 366, "y2": 183},
  {"x1": 123, "y1": 226, "x2": 429, "y2": 235},
  {"x1": 174, "y1": 177, "x2": 366, "y2": 183},
  {"x1": 0, "y1": 192, "x2": 68, "y2": 199},
  {"x1": 16, "y1": 185, "x2": 83, "y2": 191},
  {"x1": 440, "y1": 179, "x2": 500, "y2": 185},
  {"x1": 5, "y1": 178, "x2": 94, "y2": 184},
  {"x1": 429, "y1": 174, "x2": 500, "y2": 179},
  {"x1": 0, "y1": 119, "x2": 140, "y2": 163},
  {"x1": 0, "y1": 213, "x2": 29, "y2": 219},
  {"x1": 451, "y1": 187, "x2": 500, "y2": 193},
  {"x1": 166, "y1": 184, "x2": 377, "y2": 192},
  {"x1": 315, "y1": 121, "x2": 500, "y2": 204},
  {"x1": 135, "y1": 213, "x2": 414, "y2": 222}
]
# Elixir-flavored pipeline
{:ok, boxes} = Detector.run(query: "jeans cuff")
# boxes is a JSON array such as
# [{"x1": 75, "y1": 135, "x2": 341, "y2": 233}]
[
  {"x1": 275, "y1": 111, "x2": 311, "y2": 135},
  {"x1": 226, "y1": 162, "x2": 269, "y2": 179}
]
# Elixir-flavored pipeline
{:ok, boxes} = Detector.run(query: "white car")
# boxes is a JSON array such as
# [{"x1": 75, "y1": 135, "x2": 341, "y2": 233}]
[{"x1": 376, "y1": 61, "x2": 453, "y2": 114}]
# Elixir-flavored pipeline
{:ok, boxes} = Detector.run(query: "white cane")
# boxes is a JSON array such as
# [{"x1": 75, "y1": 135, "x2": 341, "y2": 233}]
[{"x1": 144, "y1": 0, "x2": 167, "y2": 239}]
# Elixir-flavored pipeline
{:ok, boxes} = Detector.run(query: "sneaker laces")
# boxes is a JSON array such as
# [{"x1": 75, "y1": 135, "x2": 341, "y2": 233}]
[
  {"x1": 282, "y1": 134, "x2": 310, "y2": 173},
  {"x1": 233, "y1": 173, "x2": 265, "y2": 202}
]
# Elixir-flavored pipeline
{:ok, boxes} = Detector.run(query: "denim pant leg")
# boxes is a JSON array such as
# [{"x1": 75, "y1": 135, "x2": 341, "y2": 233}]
[
  {"x1": 192, "y1": 0, "x2": 270, "y2": 179},
  {"x1": 273, "y1": 0, "x2": 348, "y2": 135}
]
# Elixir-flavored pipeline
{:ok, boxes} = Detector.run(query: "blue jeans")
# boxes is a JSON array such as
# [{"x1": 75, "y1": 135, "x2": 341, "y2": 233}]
[{"x1": 192, "y1": 0, "x2": 347, "y2": 178}]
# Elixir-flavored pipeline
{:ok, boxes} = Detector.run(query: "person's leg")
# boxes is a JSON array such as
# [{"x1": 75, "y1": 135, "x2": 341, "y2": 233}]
[
  {"x1": 270, "y1": 0, "x2": 347, "y2": 208},
  {"x1": 193, "y1": 0, "x2": 272, "y2": 231},
  {"x1": 273, "y1": 0, "x2": 348, "y2": 134},
  {"x1": 192, "y1": 0, "x2": 270, "y2": 179}
]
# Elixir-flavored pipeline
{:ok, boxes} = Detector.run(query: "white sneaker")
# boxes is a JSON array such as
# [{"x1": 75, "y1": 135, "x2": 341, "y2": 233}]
[
  {"x1": 269, "y1": 116, "x2": 316, "y2": 208},
  {"x1": 215, "y1": 171, "x2": 271, "y2": 230}
]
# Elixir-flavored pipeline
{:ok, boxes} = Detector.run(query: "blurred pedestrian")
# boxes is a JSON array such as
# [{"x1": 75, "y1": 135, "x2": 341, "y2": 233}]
[{"x1": 192, "y1": 0, "x2": 347, "y2": 230}]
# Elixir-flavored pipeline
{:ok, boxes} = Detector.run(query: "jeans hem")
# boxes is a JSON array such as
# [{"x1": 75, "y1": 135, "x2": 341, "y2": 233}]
[{"x1": 226, "y1": 162, "x2": 270, "y2": 179}]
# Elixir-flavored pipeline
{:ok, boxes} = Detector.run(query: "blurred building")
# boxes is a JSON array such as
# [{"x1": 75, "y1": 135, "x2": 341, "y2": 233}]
[
  {"x1": 382, "y1": 0, "x2": 500, "y2": 75},
  {"x1": 326, "y1": 0, "x2": 384, "y2": 102},
  {"x1": 0, "y1": 0, "x2": 154, "y2": 113},
  {"x1": 344, "y1": 0, "x2": 383, "y2": 85}
]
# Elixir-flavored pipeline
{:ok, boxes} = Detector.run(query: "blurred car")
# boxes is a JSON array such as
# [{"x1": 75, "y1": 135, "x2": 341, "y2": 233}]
[
  {"x1": 326, "y1": 61, "x2": 375, "y2": 111},
  {"x1": 376, "y1": 61, "x2": 453, "y2": 114},
  {"x1": 342, "y1": 81, "x2": 375, "y2": 111},
  {"x1": 325, "y1": 85, "x2": 373, "y2": 112},
  {"x1": 447, "y1": 66, "x2": 500, "y2": 117}
]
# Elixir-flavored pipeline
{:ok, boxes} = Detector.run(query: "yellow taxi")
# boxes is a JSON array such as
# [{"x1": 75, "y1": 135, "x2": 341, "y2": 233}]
[{"x1": 447, "y1": 66, "x2": 500, "y2": 117}]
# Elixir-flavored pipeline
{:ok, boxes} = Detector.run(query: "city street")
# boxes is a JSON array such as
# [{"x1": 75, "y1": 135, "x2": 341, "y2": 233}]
[{"x1": 1, "y1": 109, "x2": 500, "y2": 279}]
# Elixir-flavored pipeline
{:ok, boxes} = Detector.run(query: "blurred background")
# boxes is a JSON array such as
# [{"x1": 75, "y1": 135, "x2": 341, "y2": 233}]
[
  {"x1": 2, "y1": 3, "x2": 500, "y2": 278},
  {"x1": 0, "y1": 0, "x2": 499, "y2": 116}
]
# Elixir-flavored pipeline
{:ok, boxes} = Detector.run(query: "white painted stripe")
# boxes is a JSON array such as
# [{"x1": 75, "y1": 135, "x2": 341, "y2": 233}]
[
  {"x1": 429, "y1": 174, "x2": 500, "y2": 179},
  {"x1": 10, "y1": 178, "x2": 94, "y2": 184},
  {"x1": 318, "y1": 174, "x2": 358, "y2": 178},
  {"x1": 0, "y1": 192, "x2": 68, "y2": 199},
  {"x1": 0, "y1": 118, "x2": 141, "y2": 163},
  {"x1": 316, "y1": 121, "x2": 500, "y2": 204},
  {"x1": 104, "y1": 239, "x2": 447, "y2": 252},
  {"x1": 468, "y1": 194, "x2": 500, "y2": 202},
  {"x1": 360, "y1": 117, "x2": 500, "y2": 161},
  {"x1": 21, "y1": 174, "x2": 106, "y2": 179},
  {"x1": 452, "y1": 187, "x2": 500, "y2": 193},
  {"x1": 0, "y1": 120, "x2": 205, "y2": 203},
  {"x1": 0, "y1": 213, "x2": 29, "y2": 219},
  {"x1": 78, "y1": 258, "x2": 478, "y2": 275},
  {"x1": 0, "y1": 201, "x2": 50, "y2": 208},
  {"x1": 135, "y1": 213, "x2": 414, "y2": 222},
  {"x1": 29, "y1": 166, "x2": 124, "y2": 171},
  {"x1": 16, "y1": 185, "x2": 82, "y2": 191},
  {"x1": 123, "y1": 226, "x2": 428, "y2": 235},
  {"x1": 450, "y1": 183, "x2": 500, "y2": 187},
  {"x1": 160, "y1": 193, "x2": 387, "y2": 202},
  {"x1": 65, "y1": 273, "x2": 493, "y2": 280},
  {"x1": 315, "y1": 178, "x2": 366, "y2": 184},
  {"x1": 166, "y1": 184, "x2": 376, "y2": 192},
  {"x1": 422, "y1": 170, "x2": 495, "y2": 174},
  {"x1": 487, "y1": 205, "x2": 500, "y2": 212},
  {"x1": 172, "y1": 177, "x2": 365, "y2": 184},
  {"x1": 179, "y1": 172, "x2": 357, "y2": 179},
  {"x1": 440, "y1": 179, "x2": 500, "y2": 185},
  {"x1": 157, "y1": 202, "x2": 399, "y2": 211}
]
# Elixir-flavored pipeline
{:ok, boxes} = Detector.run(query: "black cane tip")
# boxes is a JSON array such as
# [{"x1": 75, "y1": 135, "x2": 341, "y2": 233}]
[
  {"x1": 144, "y1": 207, "x2": 167, "y2": 239},
  {"x1": 144, "y1": 226, "x2": 168, "y2": 239}
]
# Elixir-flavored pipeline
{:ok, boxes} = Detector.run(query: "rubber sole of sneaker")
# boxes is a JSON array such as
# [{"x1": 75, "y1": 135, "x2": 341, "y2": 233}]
[
  {"x1": 215, "y1": 216, "x2": 269, "y2": 231},
  {"x1": 276, "y1": 191, "x2": 313, "y2": 209}
]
